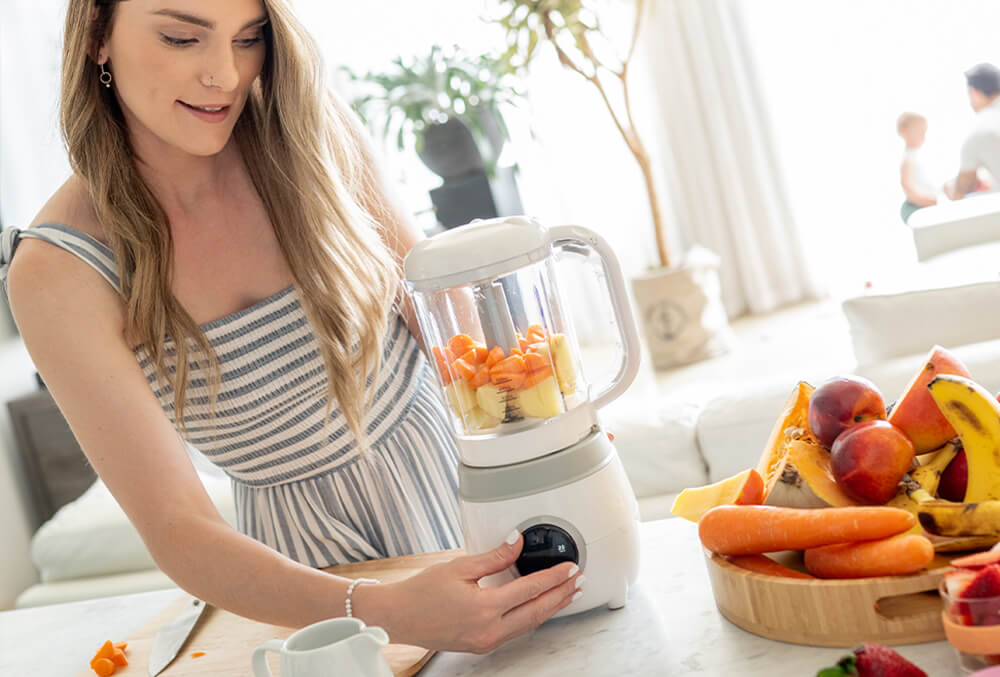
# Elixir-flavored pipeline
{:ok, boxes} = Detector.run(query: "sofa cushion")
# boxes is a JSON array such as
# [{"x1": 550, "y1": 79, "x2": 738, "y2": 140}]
[
  {"x1": 856, "y1": 338, "x2": 1000, "y2": 405},
  {"x1": 30, "y1": 466, "x2": 237, "y2": 583},
  {"x1": 600, "y1": 395, "x2": 706, "y2": 499},
  {"x1": 696, "y1": 386, "x2": 793, "y2": 483},
  {"x1": 908, "y1": 192, "x2": 1000, "y2": 261},
  {"x1": 842, "y1": 242, "x2": 1000, "y2": 366}
]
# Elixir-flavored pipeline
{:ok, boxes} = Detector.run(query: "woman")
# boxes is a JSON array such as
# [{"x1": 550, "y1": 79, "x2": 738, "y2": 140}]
[{"x1": 0, "y1": 0, "x2": 582, "y2": 652}]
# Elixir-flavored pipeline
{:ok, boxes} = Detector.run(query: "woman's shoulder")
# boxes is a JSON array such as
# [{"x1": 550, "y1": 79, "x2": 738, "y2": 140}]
[{"x1": 28, "y1": 174, "x2": 109, "y2": 245}]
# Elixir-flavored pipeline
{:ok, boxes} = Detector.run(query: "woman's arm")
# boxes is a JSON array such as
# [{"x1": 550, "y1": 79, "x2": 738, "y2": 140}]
[{"x1": 6, "y1": 236, "x2": 580, "y2": 648}]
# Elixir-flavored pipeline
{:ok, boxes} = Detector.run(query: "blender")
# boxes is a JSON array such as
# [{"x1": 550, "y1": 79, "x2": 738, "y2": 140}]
[{"x1": 403, "y1": 216, "x2": 641, "y2": 615}]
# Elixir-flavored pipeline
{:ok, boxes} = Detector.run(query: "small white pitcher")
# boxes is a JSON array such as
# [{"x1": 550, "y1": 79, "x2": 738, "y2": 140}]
[{"x1": 252, "y1": 617, "x2": 393, "y2": 677}]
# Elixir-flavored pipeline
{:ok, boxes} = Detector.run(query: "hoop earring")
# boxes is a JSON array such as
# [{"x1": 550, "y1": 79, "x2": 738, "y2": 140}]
[{"x1": 99, "y1": 63, "x2": 112, "y2": 88}]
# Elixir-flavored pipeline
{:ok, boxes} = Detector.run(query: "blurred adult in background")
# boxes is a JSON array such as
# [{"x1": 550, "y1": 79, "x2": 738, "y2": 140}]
[{"x1": 945, "y1": 62, "x2": 1000, "y2": 200}]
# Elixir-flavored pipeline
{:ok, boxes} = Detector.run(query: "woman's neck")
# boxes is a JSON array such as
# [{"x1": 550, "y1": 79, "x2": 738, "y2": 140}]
[{"x1": 132, "y1": 134, "x2": 244, "y2": 219}]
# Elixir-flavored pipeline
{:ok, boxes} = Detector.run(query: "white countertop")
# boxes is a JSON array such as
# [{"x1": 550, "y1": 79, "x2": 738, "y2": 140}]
[{"x1": 0, "y1": 518, "x2": 962, "y2": 676}]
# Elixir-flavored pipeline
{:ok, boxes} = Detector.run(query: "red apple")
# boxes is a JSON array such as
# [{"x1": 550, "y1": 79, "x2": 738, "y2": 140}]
[
  {"x1": 888, "y1": 345, "x2": 971, "y2": 454},
  {"x1": 938, "y1": 448, "x2": 968, "y2": 502},
  {"x1": 808, "y1": 375, "x2": 887, "y2": 448},
  {"x1": 830, "y1": 420, "x2": 915, "y2": 504}
]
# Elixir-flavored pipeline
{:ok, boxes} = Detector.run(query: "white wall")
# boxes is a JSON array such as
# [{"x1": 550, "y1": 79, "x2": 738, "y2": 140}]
[{"x1": 741, "y1": 0, "x2": 1000, "y2": 299}]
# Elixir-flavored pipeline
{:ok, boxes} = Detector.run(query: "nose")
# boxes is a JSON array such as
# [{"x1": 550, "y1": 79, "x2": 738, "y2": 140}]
[{"x1": 203, "y1": 43, "x2": 240, "y2": 92}]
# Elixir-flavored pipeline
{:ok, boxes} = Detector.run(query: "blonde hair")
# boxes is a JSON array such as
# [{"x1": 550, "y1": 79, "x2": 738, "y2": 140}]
[
  {"x1": 896, "y1": 112, "x2": 926, "y2": 134},
  {"x1": 60, "y1": 0, "x2": 401, "y2": 448}
]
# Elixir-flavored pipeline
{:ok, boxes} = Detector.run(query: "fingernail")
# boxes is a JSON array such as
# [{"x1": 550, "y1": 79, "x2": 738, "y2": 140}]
[
  {"x1": 505, "y1": 529, "x2": 520, "y2": 545},
  {"x1": 574, "y1": 575, "x2": 586, "y2": 590},
  {"x1": 571, "y1": 591, "x2": 583, "y2": 602},
  {"x1": 567, "y1": 564, "x2": 579, "y2": 578}
]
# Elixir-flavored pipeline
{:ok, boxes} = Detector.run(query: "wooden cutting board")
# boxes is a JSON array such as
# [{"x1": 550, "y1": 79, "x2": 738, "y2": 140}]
[{"x1": 76, "y1": 549, "x2": 462, "y2": 677}]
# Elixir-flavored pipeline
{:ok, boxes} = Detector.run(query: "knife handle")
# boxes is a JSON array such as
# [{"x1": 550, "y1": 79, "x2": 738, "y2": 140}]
[{"x1": 251, "y1": 639, "x2": 284, "y2": 677}]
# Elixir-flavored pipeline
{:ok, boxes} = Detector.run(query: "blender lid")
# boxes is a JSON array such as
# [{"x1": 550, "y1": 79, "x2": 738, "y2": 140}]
[{"x1": 404, "y1": 216, "x2": 552, "y2": 291}]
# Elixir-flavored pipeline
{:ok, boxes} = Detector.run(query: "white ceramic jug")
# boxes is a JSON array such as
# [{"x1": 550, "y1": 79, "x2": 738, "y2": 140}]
[{"x1": 252, "y1": 617, "x2": 393, "y2": 677}]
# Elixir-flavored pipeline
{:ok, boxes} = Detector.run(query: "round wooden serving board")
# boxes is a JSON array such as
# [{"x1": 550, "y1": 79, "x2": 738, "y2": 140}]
[{"x1": 703, "y1": 549, "x2": 952, "y2": 647}]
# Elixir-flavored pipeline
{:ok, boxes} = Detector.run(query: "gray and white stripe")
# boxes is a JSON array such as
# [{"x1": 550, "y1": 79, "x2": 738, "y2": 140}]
[{"x1": 11, "y1": 223, "x2": 463, "y2": 567}]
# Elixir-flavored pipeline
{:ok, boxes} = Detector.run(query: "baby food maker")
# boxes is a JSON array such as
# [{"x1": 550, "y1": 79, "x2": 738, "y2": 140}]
[{"x1": 403, "y1": 216, "x2": 641, "y2": 616}]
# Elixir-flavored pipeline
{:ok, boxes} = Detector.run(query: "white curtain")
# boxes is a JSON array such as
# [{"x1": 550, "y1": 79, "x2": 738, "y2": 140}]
[{"x1": 636, "y1": 0, "x2": 825, "y2": 317}]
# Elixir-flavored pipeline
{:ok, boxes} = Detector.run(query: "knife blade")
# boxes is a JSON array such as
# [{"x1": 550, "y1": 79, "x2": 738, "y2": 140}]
[{"x1": 148, "y1": 597, "x2": 207, "y2": 677}]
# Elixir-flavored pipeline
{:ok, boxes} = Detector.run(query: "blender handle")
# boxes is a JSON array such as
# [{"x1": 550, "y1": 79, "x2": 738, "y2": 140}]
[{"x1": 546, "y1": 225, "x2": 641, "y2": 410}]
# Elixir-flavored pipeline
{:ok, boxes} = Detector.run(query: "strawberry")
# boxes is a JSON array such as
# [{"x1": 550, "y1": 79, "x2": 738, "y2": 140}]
[
  {"x1": 953, "y1": 563, "x2": 1000, "y2": 626},
  {"x1": 817, "y1": 643, "x2": 927, "y2": 677}
]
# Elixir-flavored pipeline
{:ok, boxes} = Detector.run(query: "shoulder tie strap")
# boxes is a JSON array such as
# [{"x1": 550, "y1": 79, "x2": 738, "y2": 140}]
[{"x1": 0, "y1": 226, "x2": 22, "y2": 299}]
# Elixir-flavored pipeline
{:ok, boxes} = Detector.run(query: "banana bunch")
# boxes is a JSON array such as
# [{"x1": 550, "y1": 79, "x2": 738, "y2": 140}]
[{"x1": 911, "y1": 374, "x2": 1000, "y2": 542}]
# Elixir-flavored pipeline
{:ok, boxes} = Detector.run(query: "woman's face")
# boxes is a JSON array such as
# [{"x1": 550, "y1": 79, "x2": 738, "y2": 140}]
[{"x1": 100, "y1": 0, "x2": 268, "y2": 159}]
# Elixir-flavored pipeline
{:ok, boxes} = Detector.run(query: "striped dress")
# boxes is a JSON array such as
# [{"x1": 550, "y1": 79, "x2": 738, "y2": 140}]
[{"x1": 0, "y1": 223, "x2": 463, "y2": 567}]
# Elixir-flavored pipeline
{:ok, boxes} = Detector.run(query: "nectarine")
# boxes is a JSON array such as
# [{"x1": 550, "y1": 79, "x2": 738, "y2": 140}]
[
  {"x1": 830, "y1": 420, "x2": 915, "y2": 504},
  {"x1": 808, "y1": 375, "x2": 886, "y2": 448}
]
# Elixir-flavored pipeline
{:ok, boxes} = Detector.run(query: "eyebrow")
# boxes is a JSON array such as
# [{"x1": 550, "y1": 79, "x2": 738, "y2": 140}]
[{"x1": 151, "y1": 9, "x2": 269, "y2": 32}]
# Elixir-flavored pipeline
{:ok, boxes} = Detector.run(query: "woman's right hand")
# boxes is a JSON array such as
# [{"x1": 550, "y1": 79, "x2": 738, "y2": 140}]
[{"x1": 361, "y1": 532, "x2": 584, "y2": 653}]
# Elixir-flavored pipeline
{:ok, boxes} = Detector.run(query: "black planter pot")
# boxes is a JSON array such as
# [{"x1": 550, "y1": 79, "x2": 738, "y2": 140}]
[{"x1": 416, "y1": 117, "x2": 484, "y2": 181}]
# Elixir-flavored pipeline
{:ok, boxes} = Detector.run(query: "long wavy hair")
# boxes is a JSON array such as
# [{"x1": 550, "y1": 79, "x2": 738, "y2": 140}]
[{"x1": 61, "y1": 0, "x2": 401, "y2": 447}]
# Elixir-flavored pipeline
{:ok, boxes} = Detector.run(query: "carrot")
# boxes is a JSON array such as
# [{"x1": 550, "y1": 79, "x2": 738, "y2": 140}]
[
  {"x1": 431, "y1": 347, "x2": 453, "y2": 386},
  {"x1": 698, "y1": 505, "x2": 917, "y2": 556},
  {"x1": 803, "y1": 534, "x2": 935, "y2": 579},
  {"x1": 523, "y1": 366, "x2": 554, "y2": 388},
  {"x1": 491, "y1": 355, "x2": 527, "y2": 389},
  {"x1": 485, "y1": 346, "x2": 505, "y2": 368},
  {"x1": 111, "y1": 649, "x2": 128, "y2": 667},
  {"x1": 522, "y1": 352, "x2": 548, "y2": 373},
  {"x1": 447, "y1": 333, "x2": 476, "y2": 357},
  {"x1": 471, "y1": 366, "x2": 491, "y2": 388},
  {"x1": 452, "y1": 356, "x2": 478, "y2": 383},
  {"x1": 191, "y1": 651, "x2": 206, "y2": 658},
  {"x1": 92, "y1": 658, "x2": 115, "y2": 677},
  {"x1": 525, "y1": 324, "x2": 548, "y2": 343},
  {"x1": 725, "y1": 554, "x2": 816, "y2": 579},
  {"x1": 93, "y1": 640, "x2": 115, "y2": 662},
  {"x1": 90, "y1": 639, "x2": 127, "y2": 676}
]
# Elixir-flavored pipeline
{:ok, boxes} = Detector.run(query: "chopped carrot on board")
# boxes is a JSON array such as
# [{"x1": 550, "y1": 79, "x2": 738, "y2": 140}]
[
  {"x1": 110, "y1": 649, "x2": 128, "y2": 667},
  {"x1": 92, "y1": 658, "x2": 115, "y2": 677},
  {"x1": 191, "y1": 651, "x2": 206, "y2": 658}
]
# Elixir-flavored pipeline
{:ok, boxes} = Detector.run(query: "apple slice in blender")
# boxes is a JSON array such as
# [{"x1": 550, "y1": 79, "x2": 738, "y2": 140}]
[
  {"x1": 477, "y1": 383, "x2": 516, "y2": 420},
  {"x1": 445, "y1": 379, "x2": 478, "y2": 419},
  {"x1": 549, "y1": 334, "x2": 577, "y2": 395},
  {"x1": 519, "y1": 374, "x2": 565, "y2": 419}
]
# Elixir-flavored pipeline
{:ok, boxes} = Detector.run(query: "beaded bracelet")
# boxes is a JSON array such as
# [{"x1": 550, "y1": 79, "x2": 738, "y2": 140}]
[{"x1": 345, "y1": 577, "x2": 380, "y2": 618}]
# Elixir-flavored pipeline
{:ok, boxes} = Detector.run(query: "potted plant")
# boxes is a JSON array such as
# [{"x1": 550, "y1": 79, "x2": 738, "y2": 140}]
[
  {"x1": 492, "y1": 0, "x2": 732, "y2": 368},
  {"x1": 343, "y1": 44, "x2": 525, "y2": 181}
]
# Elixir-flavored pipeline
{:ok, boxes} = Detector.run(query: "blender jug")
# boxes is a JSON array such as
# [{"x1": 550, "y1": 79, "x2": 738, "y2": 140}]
[{"x1": 404, "y1": 216, "x2": 640, "y2": 468}]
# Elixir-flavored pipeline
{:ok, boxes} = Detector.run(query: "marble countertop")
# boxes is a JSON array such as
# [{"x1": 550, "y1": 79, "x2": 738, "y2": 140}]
[{"x1": 0, "y1": 519, "x2": 962, "y2": 676}]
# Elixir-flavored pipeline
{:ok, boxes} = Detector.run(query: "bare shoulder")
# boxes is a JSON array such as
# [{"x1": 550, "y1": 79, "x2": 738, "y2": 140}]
[
  {"x1": 8, "y1": 175, "x2": 124, "y2": 336},
  {"x1": 29, "y1": 174, "x2": 108, "y2": 244}
]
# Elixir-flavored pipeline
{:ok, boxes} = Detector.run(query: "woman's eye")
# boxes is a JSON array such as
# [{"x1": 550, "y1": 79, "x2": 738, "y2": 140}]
[
  {"x1": 160, "y1": 34, "x2": 196, "y2": 47},
  {"x1": 235, "y1": 36, "x2": 263, "y2": 48}
]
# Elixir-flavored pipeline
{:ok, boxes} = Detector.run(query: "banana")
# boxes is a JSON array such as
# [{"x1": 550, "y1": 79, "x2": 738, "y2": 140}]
[
  {"x1": 911, "y1": 441, "x2": 960, "y2": 496},
  {"x1": 927, "y1": 374, "x2": 1000, "y2": 501},
  {"x1": 886, "y1": 473, "x2": 938, "y2": 535},
  {"x1": 917, "y1": 498, "x2": 1000, "y2": 537}
]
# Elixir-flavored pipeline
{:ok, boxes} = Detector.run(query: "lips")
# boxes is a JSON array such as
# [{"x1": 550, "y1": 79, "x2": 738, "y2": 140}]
[{"x1": 178, "y1": 100, "x2": 231, "y2": 122}]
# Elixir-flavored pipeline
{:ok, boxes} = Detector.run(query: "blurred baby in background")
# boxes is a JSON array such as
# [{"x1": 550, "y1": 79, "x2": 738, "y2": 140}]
[{"x1": 896, "y1": 112, "x2": 938, "y2": 223}]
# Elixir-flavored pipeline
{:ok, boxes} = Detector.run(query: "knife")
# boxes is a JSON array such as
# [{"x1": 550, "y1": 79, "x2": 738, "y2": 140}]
[{"x1": 148, "y1": 597, "x2": 207, "y2": 677}]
